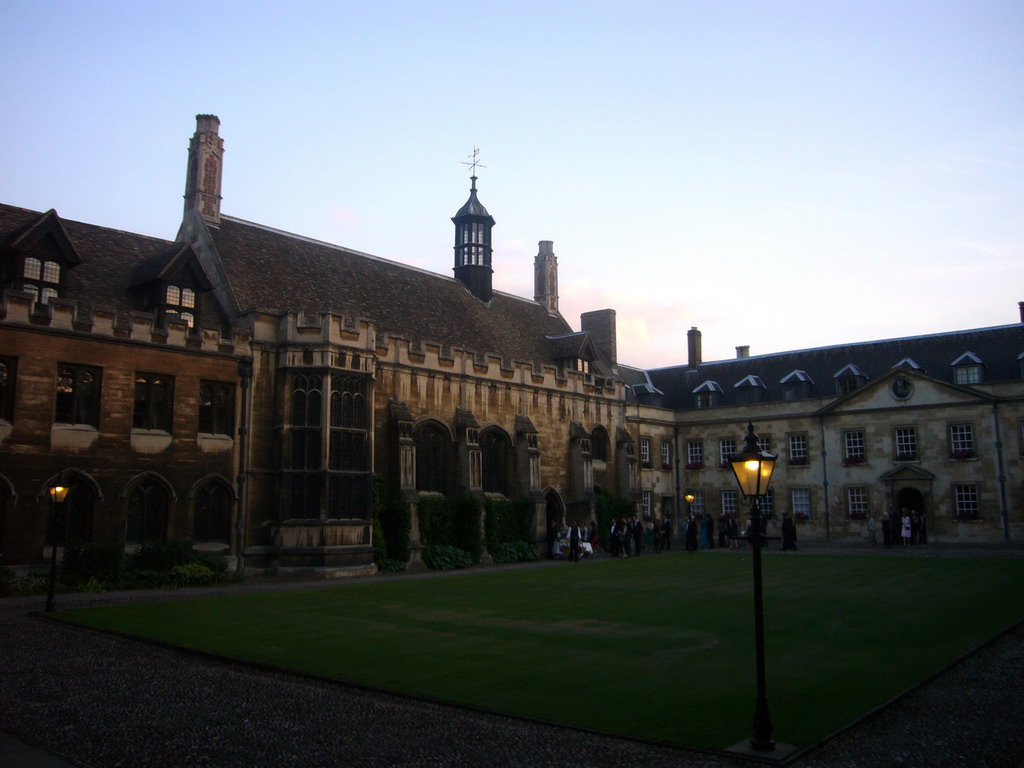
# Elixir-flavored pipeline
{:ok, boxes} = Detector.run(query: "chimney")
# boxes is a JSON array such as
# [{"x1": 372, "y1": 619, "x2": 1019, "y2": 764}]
[
  {"x1": 534, "y1": 240, "x2": 559, "y2": 314},
  {"x1": 581, "y1": 309, "x2": 616, "y2": 368},
  {"x1": 183, "y1": 114, "x2": 224, "y2": 225},
  {"x1": 1019, "y1": 301, "x2": 1023, "y2": 323},
  {"x1": 687, "y1": 327, "x2": 702, "y2": 368},
  {"x1": 736, "y1": 345, "x2": 750, "y2": 359}
]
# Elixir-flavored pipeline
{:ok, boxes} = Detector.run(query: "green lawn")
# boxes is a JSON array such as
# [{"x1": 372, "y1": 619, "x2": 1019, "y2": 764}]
[{"x1": 56, "y1": 553, "x2": 1024, "y2": 750}]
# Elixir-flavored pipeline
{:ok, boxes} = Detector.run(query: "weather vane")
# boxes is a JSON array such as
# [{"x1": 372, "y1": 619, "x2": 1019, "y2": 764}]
[{"x1": 461, "y1": 146, "x2": 487, "y2": 177}]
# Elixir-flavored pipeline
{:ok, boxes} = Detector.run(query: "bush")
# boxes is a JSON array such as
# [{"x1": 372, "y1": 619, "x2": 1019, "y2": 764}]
[
  {"x1": 484, "y1": 499, "x2": 534, "y2": 552},
  {"x1": 375, "y1": 558, "x2": 407, "y2": 573},
  {"x1": 126, "y1": 569, "x2": 171, "y2": 589},
  {"x1": 130, "y1": 540, "x2": 194, "y2": 572},
  {"x1": 374, "y1": 476, "x2": 411, "y2": 565},
  {"x1": 169, "y1": 562, "x2": 218, "y2": 588},
  {"x1": 490, "y1": 541, "x2": 538, "y2": 564},
  {"x1": 595, "y1": 491, "x2": 634, "y2": 550},
  {"x1": 62, "y1": 542, "x2": 124, "y2": 586},
  {"x1": 422, "y1": 545, "x2": 472, "y2": 571}
]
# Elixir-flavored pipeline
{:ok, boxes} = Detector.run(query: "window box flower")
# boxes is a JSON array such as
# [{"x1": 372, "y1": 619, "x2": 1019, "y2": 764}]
[
  {"x1": 661, "y1": 462, "x2": 673, "y2": 471},
  {"x1": 641, "y1": 461, "x2": 651, "y2": 469},
  {"x1": 849, "y1": 511, "x2": 867, "y2": 520},
  {"x1": 788, "y1": 457, "x2": 808, "y2": 466},
  {"x1": 843, "y1": 456, "x2": 866, "y2": 466},
  {"x1": 685, "y1": 461, "x2": 703, "y2": 470},
  {"x1": 950, "y1": 450, "x2": 975, "y2": 461},
  {"x1": 794, "y1": 512, "x2": 809, "y2": 522},
  {"x1": 896, "y1": 453, "x2": 917, "y2": 461}
]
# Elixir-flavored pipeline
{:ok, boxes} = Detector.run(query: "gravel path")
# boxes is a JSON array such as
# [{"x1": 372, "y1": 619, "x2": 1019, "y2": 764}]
[{"x1": 1, "y1": 544, "x2": 1022, "y2": 768}]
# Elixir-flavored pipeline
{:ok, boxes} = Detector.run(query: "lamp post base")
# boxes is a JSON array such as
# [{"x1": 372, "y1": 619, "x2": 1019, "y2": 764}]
[{"x1": 724, "y1": 740, "x2": 800, "y2": 763}]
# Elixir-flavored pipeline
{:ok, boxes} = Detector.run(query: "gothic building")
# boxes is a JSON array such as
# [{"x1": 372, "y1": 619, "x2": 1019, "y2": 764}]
[{"x1": 0, "y1": 115, "x2": 1021, "y2": 574}]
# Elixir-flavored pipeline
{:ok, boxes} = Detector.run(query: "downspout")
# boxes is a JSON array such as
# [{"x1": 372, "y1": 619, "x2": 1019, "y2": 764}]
[
  {"x1": 674, "y1": 424, "x2": 682, "y2": 534},
  {"x1": 992, "y1": 403, "x2": 1010, "y2": 542},
  {"x1": 818, "y1": 415, "x2": 830, "y2": 542},
  {"x1": 235, "y1": 359, "x2": 253, "y2": 577}
]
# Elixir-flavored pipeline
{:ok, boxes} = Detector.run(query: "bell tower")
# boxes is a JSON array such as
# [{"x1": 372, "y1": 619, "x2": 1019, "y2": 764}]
[{"x1": 452, "y1": 150, "x2": 495, "y2": 303}]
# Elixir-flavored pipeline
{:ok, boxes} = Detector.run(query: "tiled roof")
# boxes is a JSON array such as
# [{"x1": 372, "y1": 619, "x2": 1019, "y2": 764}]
[
  {"x1": 647, "y1": 325, "x2": 1024, "y2": 409},
  {"x1": 208, "y1": 216, "x2": 573, "y2": 364},
  {"x1": 0, "y1": 204, "x2": 182, "y2": 316}
]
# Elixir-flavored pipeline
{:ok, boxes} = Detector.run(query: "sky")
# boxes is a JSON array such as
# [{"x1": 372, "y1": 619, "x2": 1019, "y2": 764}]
[{"x1": 1, "y1": 1, "x2": 1021, "y2": 369}]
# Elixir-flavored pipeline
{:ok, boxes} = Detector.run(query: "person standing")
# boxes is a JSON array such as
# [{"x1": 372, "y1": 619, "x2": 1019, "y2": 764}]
[
  {"x1": 867, "y1": 513, "x2": 877, "y2": 546},
  {"x1": 567, "y1": 521, "x2": 582, "y2": 562},
  {"x1": 901, "y1": 509, "x2": 912, "y2": 547},
  {"x1": 781, "y1": 511, "x2": 797, "y2": 550},
  {"x1": 661, "y1": 516, "x2": 672, "y2": 551},
  {"x1": 685, "y1": 514, "x2": 698, "y2": 552},
  {"x1": 882, "y1": 512, "x2": 892, "y2": 548}
]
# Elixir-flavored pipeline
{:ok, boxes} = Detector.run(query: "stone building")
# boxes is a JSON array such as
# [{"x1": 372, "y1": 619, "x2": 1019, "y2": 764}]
[{"x1": 1, "y1": 115, "x2": 1021, "y2": 575}]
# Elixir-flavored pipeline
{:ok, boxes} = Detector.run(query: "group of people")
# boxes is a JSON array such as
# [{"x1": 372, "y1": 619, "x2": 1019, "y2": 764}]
[
  {"x1": 553, "y1": 510, "x2": 802, "y2": 561},
  {"x1": 878, "y1": 508, "x2": 927, "y2": 547}
]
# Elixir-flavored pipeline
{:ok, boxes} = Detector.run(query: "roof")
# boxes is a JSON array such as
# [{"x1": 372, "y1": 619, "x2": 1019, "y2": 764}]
[
  {"x1": 0, "y1": 204, "x2": 182, "y2": 316},
  {"x1": 206, "y1": 215, "x2": 573, "y2": 363},
  {"x1": 647, "y1": 325, "x2": 1024, "y2": 409}
]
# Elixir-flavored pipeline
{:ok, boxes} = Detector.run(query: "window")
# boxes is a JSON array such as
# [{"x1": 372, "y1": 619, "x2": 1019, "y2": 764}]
[
  {"x1": 661, "y1": 440, "x2": 672, "y2": 470},
  {"x1": 591, "y1": 427, "x2": 609, "y2": 461},
  {"x1": 788, "y1": 434, "x2": 808, "y2": 465},
  {"x1": 415, "y1": 428, "x2": 448, "y2": 493},
  {"x1": 640, "y1": 438, "x2": 651, "y2": 467},
  {"x1": 948, "y1": 423, "x2": 974, "y2": 459},
  {"x1": 55, "y1": 364, "x2": 101, "y2": 426},
  {"x1": 0, "y1": 356, "x2": 16, "y2": 422},
  {"x1": 721, "y1": 489, "x2": 738, "y2": 517},
  {"x1": 757, "y1": 435, "x2": 772, "y2": 454},
  {"x1": 291, "y1": 474, "x2": 322, "y2": 518},
  {"x1": 847, "y1": 487, "x2": 868, "y2": 519},
  {"x1": 291, "y1": 375, "x2": 322, "y2": 470},
  {"x1": 952, "y1": 353, "x2": 983, "y2": 385},
  {"x1": 687, "y1": 489, "x2": 706, "y2": 516},
  {"x1": 199, "y1": 381, "x2": 234, "y2": 435},
  {"x1": 21, "y1": 257, "x2": 62, "y2": 304},
  {"x1": 193, "y1": 482, "x2": 231, "y2": 542},
  {"x1": 164, "y1": 284, "x2": 197, "y2": 328},
  {"x1": 133, "y1": 374, "x2": 174, "y2": 431},
  {"x1": 719, "y1": 438, "x2": 736, "y2": 467},
  {"x1": 834, "y1": 365, "x2": 866, "y2": 396},
  {"x1": 126, "y1": 477, "x2": 169, "y2": 543},
  {"x1": 791, "y1": 488, "x2": 811, "y2": 520},
  {"x1": 481, "y1": 430, "x2": 510, "y2": 495},
  {"x1": 642, "y1": 490, "x2": 652, "y2": 516},
  {"x1": 687, "y1": 440, "x2": 704, "y2": 469},
  {"x1": 843, "y1": 430, "x2": 865, "y2": 464},
  {"x1": 954, "y1": 484, "x2": 979, "y2": 521},
  {"x1": 328, "y1": 475, "x2": 366, "y2": 519},
  {"x1": 761, "y1": 488, "x2": 775, "y2": 519},
  {"x1": 895, "y1": 427, "x2": 917, "y2": 461}
]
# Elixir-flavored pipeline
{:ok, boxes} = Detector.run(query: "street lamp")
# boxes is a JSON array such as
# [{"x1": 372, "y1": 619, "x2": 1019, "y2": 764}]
[
  {"x1": 46, "y1": 479, "x2": 71, "y2": 612},
  {"x1": 729, "y1": 422, "x2": 777, "y2": 752}
]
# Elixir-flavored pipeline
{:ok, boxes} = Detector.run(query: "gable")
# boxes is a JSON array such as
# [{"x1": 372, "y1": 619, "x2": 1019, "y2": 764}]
[{"x1": 817, "y1": 368, "x2": 995, "y2": 415}]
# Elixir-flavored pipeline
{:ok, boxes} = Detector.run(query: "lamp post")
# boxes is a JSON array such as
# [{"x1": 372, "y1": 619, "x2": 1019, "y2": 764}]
[
  {"x1": 729, "y1": 422, "x2": 777, "y2": 752},
  {"x1": 683, "y1": 493, "x2": 695, "y2": 540},
  {"x1": 46, "y1": 479, "x2": 70, "y2": 612}
]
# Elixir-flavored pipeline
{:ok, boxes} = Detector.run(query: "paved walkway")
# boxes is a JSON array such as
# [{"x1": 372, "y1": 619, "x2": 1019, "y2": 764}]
[{"x1": 2, "y1": 542, "x2": 1022, "y2": 767}]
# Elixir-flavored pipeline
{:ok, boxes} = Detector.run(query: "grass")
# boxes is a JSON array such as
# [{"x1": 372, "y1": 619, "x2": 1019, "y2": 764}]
[{"x1": 56, "y1": 553, "x2": 1024, "y2": 750}]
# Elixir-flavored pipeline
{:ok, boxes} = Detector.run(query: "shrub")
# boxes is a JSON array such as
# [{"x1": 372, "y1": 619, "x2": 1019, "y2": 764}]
[
  {"x1": 62, "y1": 542, "x2": 124, "y2": 586},
  {"x1": 484, "y1": 499, "x2": 533, "y2": 552},
  {"x1": 127, "y1": 569, "x2": 171, "y2": 589},
  {"x1": 374, "y1": 476, "x2": 411, "y2": 565},
  {"x1": 595, "y1": 491, "x2": 633, "y2": 550},
  {"x1": 169, "y1": 562, "x2": 218, "y2": 588},
  {"x1": 422, "y1": 544, "x2": 472, "y2": 571},
  {"x1": 490, "y1": 541, "x2": 538, "y2": 564},
  {"x1": 130, "y1": 540, "x2": 194, "y2": 572},
  {"x1": 375, "y1": 558, "x2": 407, "y2": 573},
  {"x1": 451, "y1": 497, "x2": 482, "y2": 564}
]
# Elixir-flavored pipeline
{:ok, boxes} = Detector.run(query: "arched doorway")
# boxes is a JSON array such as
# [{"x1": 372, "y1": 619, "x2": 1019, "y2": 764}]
[{"x1": 544, "y1": 489, "x2": 564, "y2": 559}]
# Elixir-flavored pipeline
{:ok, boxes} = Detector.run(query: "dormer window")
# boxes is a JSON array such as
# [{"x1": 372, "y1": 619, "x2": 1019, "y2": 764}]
[
  {"x1": 734, "y1": 374, "x2": 767, "y2": 404},
  {"x1": 20, "y1": 256, "x2": 62, "y2": 303},
  {"x1": 780, "y1": 370, "x2": 813, "y2": 401},
  {"x1": 163, "y1": 284, "x2": 197, "y2": 328},
  {"x1": 693, "y1": 380, "x2": 723, "y2": 409},
  {"x1": 834, "y1": 364, "x2": 867, "y2": 395},
  {"x1": 951, "y1": 352, "x2": 983, "y2": 385}
]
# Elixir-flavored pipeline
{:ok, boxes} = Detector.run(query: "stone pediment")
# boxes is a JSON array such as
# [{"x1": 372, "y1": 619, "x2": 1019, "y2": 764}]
[
  {"x1": 817, "y1": 367, "x2": 995, "y2": 415},
  {"x1": 879, "y1": 464, "x2": 936, "y2": 483}
]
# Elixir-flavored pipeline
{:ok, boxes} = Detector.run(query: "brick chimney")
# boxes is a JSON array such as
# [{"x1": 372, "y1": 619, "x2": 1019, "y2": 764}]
[
  {"x1": 687, "y1": 327, "x2": 702, "y2": 368},
  {"x1": 736, "y1": 345, "x2": 750, "y2": 359},
  {"x1": 1019, "y1": 301, "x2": 1023, "y2": 323},
  {"x1": 581, "y1": 309, "x2": 616, "y2": 368},
  {"x1": 183, "y1": 114, "x2": 224, "y2": 225},
  {"x1": 534, "y1": 240, "x2": 559, "y2": 314}
]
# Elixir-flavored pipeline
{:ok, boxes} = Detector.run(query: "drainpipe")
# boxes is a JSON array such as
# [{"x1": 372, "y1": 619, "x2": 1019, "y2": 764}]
[
  {"x1": 818, "y1": 416, "x2": 830, "y2": 542},
  {"x1": 235, "y1": 359, "x2": 254, "y2": 577},
  {"x1": 674, "y1": 425, "x2": 682, "y2": 534},
  {"x1": 992, "y1": 403, "x2": 1010, "y2": 542}
]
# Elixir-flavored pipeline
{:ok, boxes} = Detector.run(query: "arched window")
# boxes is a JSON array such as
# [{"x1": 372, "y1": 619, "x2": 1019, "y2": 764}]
[
  {"x1": 292, "y1": 375, "x2": 322, "y2": 470},
  {"x1": 126, "y1": 477, "x2": 170, "y2": 543},
  {"x1": 591, "y1": 427, "x2": 609, "y2": 462},
  {"x1": 415, "y1": 425, "x2": 448, "y2": 493},
  {"x1": 194, "y1": 481, "x2": 232, "y2": 542},
  {"x1": 481, "y1": 430, "x2": 510, "y2": 495},
  {"x1": 328, "y1": 475, "x2": 367, "y2": 519}
]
